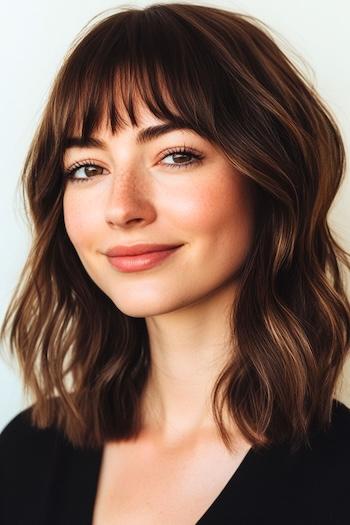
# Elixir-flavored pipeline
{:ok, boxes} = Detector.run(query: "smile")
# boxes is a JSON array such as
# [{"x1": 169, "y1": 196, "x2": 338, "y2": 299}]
[{"x1": 106, "y1": 246, "x2": 182, "y2": 272}]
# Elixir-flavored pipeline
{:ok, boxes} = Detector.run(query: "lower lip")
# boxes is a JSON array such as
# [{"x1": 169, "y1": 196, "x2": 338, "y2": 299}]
[{"x1": 107, "y1": 246, "x2": 182, "y2": 272}]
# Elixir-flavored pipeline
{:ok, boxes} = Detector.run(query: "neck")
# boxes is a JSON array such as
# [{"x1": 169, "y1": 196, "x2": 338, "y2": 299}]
[{"x1": 141, "y1": 283, "x2": 238, "y2": 444}]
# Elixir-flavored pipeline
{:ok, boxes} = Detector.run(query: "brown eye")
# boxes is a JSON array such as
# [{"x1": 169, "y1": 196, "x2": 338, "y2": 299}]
[
  {"x1": 82, "y1": 165, "x2": 104, "y2": 176},
  {"x1": 160, "y1": 148, "x2": 204, "y2": 169},
  {"x1": 64, "y1": 163, "x2": 107, "y2": 182},
  {"x1": 164, "y1": 152, "x2": 193, "y2": 165}
]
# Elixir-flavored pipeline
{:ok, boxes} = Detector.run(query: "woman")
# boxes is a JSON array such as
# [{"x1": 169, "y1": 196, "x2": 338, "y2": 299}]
[{"x1": 1, "y1": 2, "x2": 349, "y2": 524}]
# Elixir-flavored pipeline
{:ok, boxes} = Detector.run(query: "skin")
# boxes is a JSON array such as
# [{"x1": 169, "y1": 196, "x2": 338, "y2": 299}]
[{"x1": 63, "y1": 101, "x2": 256, "y2": 445}]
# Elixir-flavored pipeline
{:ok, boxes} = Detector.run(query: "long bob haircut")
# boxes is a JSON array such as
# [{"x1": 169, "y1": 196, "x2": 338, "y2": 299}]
[{"x1": 1, "y1": 2, "x2": 350, "y2": 453}]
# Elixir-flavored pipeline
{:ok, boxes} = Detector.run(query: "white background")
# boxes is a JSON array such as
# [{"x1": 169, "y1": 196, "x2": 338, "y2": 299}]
[{"x1": 1, "y1": 0, "x2": 349, "y2": 430}]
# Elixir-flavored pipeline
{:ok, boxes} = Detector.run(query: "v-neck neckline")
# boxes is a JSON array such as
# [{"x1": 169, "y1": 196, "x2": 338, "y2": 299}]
[
  {"x1": 48, "y1": 399, "x2": 348, "y2": 524},
  {"x1": 77, "y1": 399, "x2": 345, "y2": 523},
  {"x1": 84, "y1": 442, "x2": 261, "y2": 524},
  {"x1": 195, "y1": 444, "x2": 258, "y2": 522}
]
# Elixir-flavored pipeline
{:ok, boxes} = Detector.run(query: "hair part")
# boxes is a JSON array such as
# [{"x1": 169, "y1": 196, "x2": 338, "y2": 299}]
[{"x1": 1, "y1": 2, "x2": 350, "y2": 453}]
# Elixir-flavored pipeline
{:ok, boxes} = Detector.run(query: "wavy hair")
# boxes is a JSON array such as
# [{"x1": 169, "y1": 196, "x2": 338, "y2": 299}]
[{"x1": 1, "y1": 2, "x2": 350, "y2": 453}]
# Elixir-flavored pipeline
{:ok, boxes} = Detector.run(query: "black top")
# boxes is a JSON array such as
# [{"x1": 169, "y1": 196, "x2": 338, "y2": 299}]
[{"x1": 0, "y1": 399, "x2": 349, "y2": 525}]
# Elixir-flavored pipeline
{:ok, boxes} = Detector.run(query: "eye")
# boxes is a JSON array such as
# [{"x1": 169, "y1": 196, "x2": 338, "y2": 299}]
[
  {"x1": 63, "y1": 161, "x2": 108, "y2": 183},
  {"x1": 63, "y1": 146, "x2": 205, "y2": 183},
  {"x1": 160, "y1": 147, "x2": 204, "y2": 169}
]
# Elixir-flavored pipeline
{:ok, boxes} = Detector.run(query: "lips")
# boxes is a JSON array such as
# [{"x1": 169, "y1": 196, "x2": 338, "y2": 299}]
[
  {"x1": 106, "y1": 244, "x2": 182, "y2": 272},
  {"x1": 105, "y1": 243, "x2": 183, "y2": 257}
]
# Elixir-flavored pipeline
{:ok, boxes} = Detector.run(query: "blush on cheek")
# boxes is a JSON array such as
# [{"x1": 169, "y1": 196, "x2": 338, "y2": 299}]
[
  {"x1": 63, "y1": 190, "x2": 100, "y2": 246},
  {"x1": 168, "y1": 182, "x2": 224, "y2": 230},
  {"x1": 63, "y1": 204, "x2": 87, "y2": 255}
]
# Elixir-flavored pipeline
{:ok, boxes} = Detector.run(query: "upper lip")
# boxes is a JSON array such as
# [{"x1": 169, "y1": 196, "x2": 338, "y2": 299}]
[{"x1": 105, "y1": 243, "x2": 183, "y2": 257}]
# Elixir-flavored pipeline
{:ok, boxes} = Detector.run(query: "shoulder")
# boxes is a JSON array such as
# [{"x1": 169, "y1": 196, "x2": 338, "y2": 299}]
[
  {"x1": 0, "y1": 402, "x2": 65, "y2": 471},
  {"x1": 0, "y1": 404, "x2": 69, "y2": 523},
  {"x1": 293, "y1": 399, "x2": 350, "y2": 474},
  {"x1": 284, "y1": 399, "x2": 350, "y2": 522},
  {"x1": 305, "y1": 398, "x2": 350, "y2": 479},
  {"x1": 0, "y1": 403, "x2": 64, "y2": 458},
  {"x1": 333, "y1": 397, "x2": 350, "y2": 428},
  {"x1": 0, "y1": 403, "x2": 103, "y2": 524},
  {"x1": 239, "y1": 400, "x2": 350, "y2": 524},
  {"x1": 1, "y1": 404, "x2": 48, "y2": 438},
  {"x1": 312, "y1": 398, "x2": 350, "y2": 454},
  {"x1": 329, "y1": 397, "x2": 350, "y2": 431}
]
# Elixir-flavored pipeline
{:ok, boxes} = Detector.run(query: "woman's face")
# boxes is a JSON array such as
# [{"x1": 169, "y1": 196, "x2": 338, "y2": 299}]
[{"x1": 63, "y1": 103, "x2": 256, "y2": 318}]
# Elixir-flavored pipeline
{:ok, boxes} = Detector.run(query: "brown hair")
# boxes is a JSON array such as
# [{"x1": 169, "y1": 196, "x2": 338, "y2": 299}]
[{"x1": 1, "y1": 2, "x2": 349, "y2": 453}]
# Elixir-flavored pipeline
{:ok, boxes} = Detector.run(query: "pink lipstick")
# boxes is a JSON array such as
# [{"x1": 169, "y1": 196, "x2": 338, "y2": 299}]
[{"x1": 105, "y1": 243, "x2": 182, "y2": 272}]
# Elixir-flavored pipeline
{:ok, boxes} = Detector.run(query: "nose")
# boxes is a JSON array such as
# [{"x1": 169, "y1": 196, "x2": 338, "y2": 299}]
[{"x1": 104, "y1": 170, "x2": 156, "y2": 228}]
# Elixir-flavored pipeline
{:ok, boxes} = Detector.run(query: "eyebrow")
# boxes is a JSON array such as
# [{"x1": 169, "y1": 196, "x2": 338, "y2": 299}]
[{"x1": 63, "y1": 123, "x2": 196, "y2": 151}]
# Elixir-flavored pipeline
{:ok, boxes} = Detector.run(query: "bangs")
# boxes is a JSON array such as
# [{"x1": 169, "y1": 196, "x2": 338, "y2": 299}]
[{"x1": 53, "y1": 7, "x2": 233, "y2": 148}]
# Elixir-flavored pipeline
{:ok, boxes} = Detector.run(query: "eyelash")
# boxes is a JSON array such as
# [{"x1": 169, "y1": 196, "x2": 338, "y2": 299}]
[{"x1": 63, "y1": 147, "x2": 204, "y2": 183}]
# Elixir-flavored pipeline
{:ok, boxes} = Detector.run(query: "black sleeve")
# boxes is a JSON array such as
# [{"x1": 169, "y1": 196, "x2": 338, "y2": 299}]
[{"x1": 0, "y1": 407, "x2": 62, "y2": 525}]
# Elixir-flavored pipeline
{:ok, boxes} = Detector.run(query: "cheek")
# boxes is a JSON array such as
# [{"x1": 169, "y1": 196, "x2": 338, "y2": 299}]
[
  {"x1": 198, "y1": 173, "x2": 256, "y2": 290},
  {"x1": 167, "y1": 170, "x2": 255, "y2": 243},
  {"x1": 62, "y1": 190, "x2": 99, "y2": 250}
]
